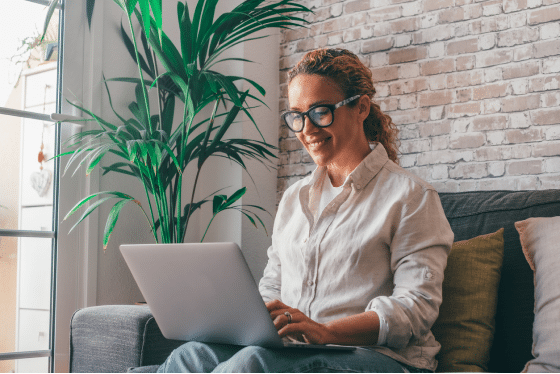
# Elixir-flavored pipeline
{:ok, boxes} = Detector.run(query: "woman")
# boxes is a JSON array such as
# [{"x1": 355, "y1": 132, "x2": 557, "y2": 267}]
[{"x1": 158, "y1": 48, "x2": 453, "y2": 373}]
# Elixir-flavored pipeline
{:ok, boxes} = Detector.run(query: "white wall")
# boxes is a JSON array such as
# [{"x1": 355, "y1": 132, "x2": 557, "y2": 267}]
[{"x1": 93, "y1": 0, "x2": 279, "y2": 305}]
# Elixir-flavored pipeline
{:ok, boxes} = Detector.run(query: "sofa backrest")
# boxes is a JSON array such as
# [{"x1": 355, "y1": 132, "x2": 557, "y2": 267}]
[{"x1": 438, "y1": 189, "x2": 560, "y2": 373}]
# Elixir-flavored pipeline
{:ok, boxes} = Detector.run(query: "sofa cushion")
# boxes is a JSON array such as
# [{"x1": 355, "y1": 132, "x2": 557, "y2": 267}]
[
  {"x1": 70, "y1": 305, "x2": 183, "y2": 372},
  {"x1": 433, "y1": 228, "x2": 504, "y2": 372},
  {"x1": 439, "y1": 189, "x2": 560, "y2": 372},
  {"x1": 515, "y1": 217, "x2": 560, "y2": 372}
]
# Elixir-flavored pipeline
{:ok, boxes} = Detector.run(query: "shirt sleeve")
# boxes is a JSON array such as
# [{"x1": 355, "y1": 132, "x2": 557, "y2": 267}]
[
  {"x1": 366, "y1": 188, "x2": 454, "y2": 349},
  {"x1": 258, "y1": 242, "x2": 282, "y2": 303}
]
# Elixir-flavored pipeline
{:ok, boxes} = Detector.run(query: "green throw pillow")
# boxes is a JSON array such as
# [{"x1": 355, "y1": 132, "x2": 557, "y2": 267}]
[{"x1": 432, "y1": 228, "x2": 505, "y2": 372}]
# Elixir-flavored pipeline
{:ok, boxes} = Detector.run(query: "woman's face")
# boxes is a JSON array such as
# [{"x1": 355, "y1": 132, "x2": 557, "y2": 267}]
[{"x1": 288, "y1": 74, "x2": 370, "y2": 169}]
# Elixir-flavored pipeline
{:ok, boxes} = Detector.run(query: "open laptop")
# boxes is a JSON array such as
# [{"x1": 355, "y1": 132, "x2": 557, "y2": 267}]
[{"x1": 120, "y1": 242, "x2": 355, "y2": 351}]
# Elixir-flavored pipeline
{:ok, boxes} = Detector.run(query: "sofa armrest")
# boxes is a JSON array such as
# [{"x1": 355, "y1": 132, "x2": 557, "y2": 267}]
[{"x1": 69, "y1": 305, "x2": 184, "y2": 373}]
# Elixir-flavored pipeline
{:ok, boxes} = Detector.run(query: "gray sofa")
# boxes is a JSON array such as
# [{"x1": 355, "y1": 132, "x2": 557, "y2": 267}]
[{"x1": 69, "y1": 189, "x2": 560, "y2": 372}]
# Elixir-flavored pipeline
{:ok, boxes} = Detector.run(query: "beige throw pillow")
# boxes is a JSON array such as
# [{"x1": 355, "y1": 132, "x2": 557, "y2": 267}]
[{"x1": 515, "y1": 217, "x2": 560, "y2": 373}]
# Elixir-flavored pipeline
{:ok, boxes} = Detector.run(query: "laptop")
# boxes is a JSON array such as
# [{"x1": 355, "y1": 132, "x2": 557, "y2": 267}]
[{"x1": 120, "y1": 242, "x2": 355, "y2": 351}]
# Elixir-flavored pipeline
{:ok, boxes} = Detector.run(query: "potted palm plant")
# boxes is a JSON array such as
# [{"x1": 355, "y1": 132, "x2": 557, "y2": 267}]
[{"x1": 56, "y1": 0, "x2": 310, "y2": 248}]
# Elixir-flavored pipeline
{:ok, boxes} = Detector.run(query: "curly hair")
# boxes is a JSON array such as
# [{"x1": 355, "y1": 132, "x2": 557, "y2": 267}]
[{"x1": 288, "y1": 48, "x2": 400, "y2": 164}]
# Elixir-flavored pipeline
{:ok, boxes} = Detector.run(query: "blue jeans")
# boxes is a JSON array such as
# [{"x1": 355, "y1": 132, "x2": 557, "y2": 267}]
[{"x1": 157, "y1": 341, "x2": 407, "y2": 373}]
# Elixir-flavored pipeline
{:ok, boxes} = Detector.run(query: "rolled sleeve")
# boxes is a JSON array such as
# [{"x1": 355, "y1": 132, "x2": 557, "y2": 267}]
[
  {"x1": 258, "y1": 243, "x2": 282, "y2": 303},
  {"x1": 367, "y1": 189, "x2": 453, "y2": 349}
]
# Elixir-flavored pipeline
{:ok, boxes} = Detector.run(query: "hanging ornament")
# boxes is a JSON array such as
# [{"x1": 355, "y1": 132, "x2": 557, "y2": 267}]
[{"x1": 30, "y1": 85, "x2": 52, "y2": 197}]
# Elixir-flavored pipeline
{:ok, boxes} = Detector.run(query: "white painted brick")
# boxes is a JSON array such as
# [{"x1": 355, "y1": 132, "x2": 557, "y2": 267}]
[
  {"x1": 540, "y1": 23, "x2": 560, "y2": 39},
  {"x1": 479, "y1": 34, "x2": 496, "y2": 50},
  {"x1": 422, "y1": 14, "x2": 438, "y2": 29},
  {"x1": 400, "y1": 94, "x2": 418, "y2": 110},
  {"x1": 432, "y1": 165, "x2": 449, "y2": 179},
  {"x1": 402, "y1": 1, "x2": 422, "y2": 16},
  {"x1": 540, "y1": 174, "x2": 560, "y2": 189},
  {"x1": 511, "y1": 79, "x2": 529, "y2": 95},
  {"x1": 458, "y1": 180, "x2": 478, "y2": 191},
  {"x1": 544, "y1": 158, "x2": 560, "y2": 172},
  {"x1": 483, "y1": 99, "x2": 501, "y2": 114},
  {"x1": 479, "y1": 178, "x2": 516, "y2": 190},
  {"x1": 483, "y1": 2, "x2": 502, "y2": 16},
  {"x1": 372, "y1": 0, "x2": 391, "y2": 6},
  {"x1": 455, "y1": 24, "x2": 470, "y2": 38},
  {"x1": 400, "y1": 154, "x2": 417, "y2": 168},
  {"x1": 374, "y1": 22, "x2": 392, "y2": 37},
  {"x1": 451, "y1": 118, "x2": 471, "y2": 133},
  {"x1": 395, "y1": 35, "x2": 412, "y2": 48},
  {"x1": 370, "y1": 52, "x2": 389, "y2": 67},
  {"x1": 327, "y1": 33, "x2": 343, "y2": 45},
  {"x1": 510, "y1": 112, "x2": 532, "y2": 128},
  {"x1": 400, "y1": 63, "x2": 420, "y2": 78},
  {"x1": 517, "y1": 176, "x2": 539, "y2": 190},
  {"x1": 361, "y1": 25, "x2": 375, "y2": 39},
  {"x1": 528, "y1": 0, "x2": 543, "y2": 7},
  {"x1": 509, "y1": 13, "x2": 527, "y2": 28},
  {"x1": 497, "y1": 15, "x2": 509, "y2": 30},
  {"x1": 429, "y1": 75, "x2": 447, "y2": 90},
  {"x1": 485, "y1": 67, "x2": 503, "y2": 83},
  {"x1": 514, "y1": 45, "x2": 533, "y2": 61},
  {"x1": 545, "y1": 125, "x2": 560, "y2": 140},
  {"x1": 430, "y1": 106, "x2": 446, "y2": 120},
  {"x1": 487, "y1": 131, "x2": 506, "y2": 145},
  {"x1": 488, "y1": 161, "x2": 506, "y2": 176},
  {"x1": 542, "y1": 92, "x2": 560, "y2": 107},
  {"x1": 428, "y1": 42, "x2": 445, "y2": 58},
  {"x1": 376, "y1": 83, "x2": 390, "y2": 97},
  {"x1": 432, "y1": 135, "x2": 450, "y2": 150},
  {"x1": 543, "y1": 57, "x2": 560, "y2": 74},
  {"x1": 331, "y1": 3, "x2": 343, "y2": 17}
]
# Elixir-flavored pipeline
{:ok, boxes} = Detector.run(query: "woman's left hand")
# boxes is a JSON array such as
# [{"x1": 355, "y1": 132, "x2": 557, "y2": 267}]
[{"x1": 265, "y1": 299, "x2": 338, "y2": 345}]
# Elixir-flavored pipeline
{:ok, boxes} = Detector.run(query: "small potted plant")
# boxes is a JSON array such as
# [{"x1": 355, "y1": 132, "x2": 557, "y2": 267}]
[{"x1": 54, "y1": 0, "x2": 310, "y2": 248}]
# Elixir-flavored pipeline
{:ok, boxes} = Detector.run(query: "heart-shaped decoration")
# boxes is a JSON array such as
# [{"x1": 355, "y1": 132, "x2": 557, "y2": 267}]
[{"x1": 30, "y1": 169, "x2": 52, "y2": 197}]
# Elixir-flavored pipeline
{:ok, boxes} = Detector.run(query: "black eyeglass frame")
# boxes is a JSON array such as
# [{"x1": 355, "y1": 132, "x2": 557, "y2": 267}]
[{"x1": 281, "y1": 94, "x2": 362, "y2": 132}]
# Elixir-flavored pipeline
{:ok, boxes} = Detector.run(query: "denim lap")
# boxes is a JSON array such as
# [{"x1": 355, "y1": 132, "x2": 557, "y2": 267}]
[{"x1": 158, "y1": 342, "x2": 406, "y2": 373}]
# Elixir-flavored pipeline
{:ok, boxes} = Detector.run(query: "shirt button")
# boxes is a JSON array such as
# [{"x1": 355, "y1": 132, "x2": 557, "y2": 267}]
[
  {"x1": 307, "y1": 280, "x2": 313, "y2": 286},
  {"x1": 303, "y1": 238, "x2": 307, "y2": 243},
  {"x1": 356, "y1": 184, "x2": 361, "y2": 189}
]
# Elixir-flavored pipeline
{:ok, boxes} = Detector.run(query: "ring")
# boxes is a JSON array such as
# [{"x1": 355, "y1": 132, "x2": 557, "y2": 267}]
[{"x1": 284, "y1": 311, "x2": 292, "y2": 324}]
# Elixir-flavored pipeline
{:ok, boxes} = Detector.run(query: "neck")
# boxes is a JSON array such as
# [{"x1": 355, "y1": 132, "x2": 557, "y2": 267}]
[{"x1": 326, "y1": 146, "x2": 372, "y2": 187}]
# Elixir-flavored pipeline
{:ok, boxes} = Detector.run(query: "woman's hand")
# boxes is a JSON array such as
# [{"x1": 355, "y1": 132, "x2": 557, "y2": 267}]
[
  {"x1": 265, "y1": 299, "x2": 338, "y2": 345},
  {"x1": 266, "y1": 299, "x2": 381, "y2": 346}
]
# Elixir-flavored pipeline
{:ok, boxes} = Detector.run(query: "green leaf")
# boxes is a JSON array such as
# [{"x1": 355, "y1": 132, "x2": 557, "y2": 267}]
[
  {"x1": 212, "y1": 194, "x2": 227, "y2": 215},
  {"x1": 223, "y1": 187, "x2": 246, "y2": 209},
  {"x1": 68, "y1": 197, "x2": 113, "y2": 233},
  {"x1": 178, "y1": 1, "x2": 193, "y2": 66},
  {"x1": 41, "y1": 0, "x2": 60, "y2": 42},
  {"x1": 138, "y1": 0, "x2": 151, "y2": 43},
  {"x1": 103, "y1": 199, "x2": 132, "y2": 249},
  {"x1": 87, "y1": 0, "x2": 96, "y2": 30}
]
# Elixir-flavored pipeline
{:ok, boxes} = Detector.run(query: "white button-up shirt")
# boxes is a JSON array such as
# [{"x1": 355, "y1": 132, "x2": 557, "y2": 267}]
[{"x1": 259, "y1": 144, "x2": 454, "y2": 371}]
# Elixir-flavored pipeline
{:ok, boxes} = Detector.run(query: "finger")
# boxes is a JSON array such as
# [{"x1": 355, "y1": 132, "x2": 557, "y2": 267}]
[
  {"x1": 265, "y1": 299, "x2": 289, "y2": 312},
  {"x1": 272, "y1": 313, "x2": 290, "y2": 330}
]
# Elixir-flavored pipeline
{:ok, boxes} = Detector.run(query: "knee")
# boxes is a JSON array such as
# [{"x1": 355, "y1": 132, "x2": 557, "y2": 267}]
[{"x1": 217, "y1": 346, "x2": 270, "y2": 373}]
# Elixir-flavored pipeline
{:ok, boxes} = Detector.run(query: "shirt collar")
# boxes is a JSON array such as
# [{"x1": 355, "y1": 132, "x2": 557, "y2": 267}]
[{"x1": 306, "y1": 142, "x2": 390, "y2": 191}]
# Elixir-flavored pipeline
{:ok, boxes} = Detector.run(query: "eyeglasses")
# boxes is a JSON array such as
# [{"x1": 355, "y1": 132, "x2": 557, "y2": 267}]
[{"x1": 281, "y1": 95, "x2": 361, "y2": 132}]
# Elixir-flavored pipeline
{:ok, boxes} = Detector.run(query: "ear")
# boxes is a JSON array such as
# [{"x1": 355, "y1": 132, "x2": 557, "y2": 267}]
[{"x1": 357, "y1": 95, "x2": 371, "y2": 122}]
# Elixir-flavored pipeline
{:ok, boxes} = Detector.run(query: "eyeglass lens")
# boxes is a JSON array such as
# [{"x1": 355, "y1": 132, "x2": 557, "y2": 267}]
[{"x1": 285, "y1": 106, "x2": 333, "y2": 132}]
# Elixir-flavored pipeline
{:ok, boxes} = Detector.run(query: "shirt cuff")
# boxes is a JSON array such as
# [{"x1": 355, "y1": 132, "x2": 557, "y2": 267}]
[{"x1": 377, "y1": 314, "x2": 389, "y2": 346}]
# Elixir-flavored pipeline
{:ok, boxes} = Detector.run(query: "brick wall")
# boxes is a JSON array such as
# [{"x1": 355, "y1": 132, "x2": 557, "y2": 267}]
[{"x1": 277, "y1": 0, "x2": 560, "y2": 204}]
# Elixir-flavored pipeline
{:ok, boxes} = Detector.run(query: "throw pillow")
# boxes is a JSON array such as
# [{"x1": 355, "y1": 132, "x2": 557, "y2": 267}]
[
  {"x1": 515, "y1": 217, "x2": 560, "y2": 373},
  {"x1": 432, "y1": 228, "x2": 505, "y2": 372}
]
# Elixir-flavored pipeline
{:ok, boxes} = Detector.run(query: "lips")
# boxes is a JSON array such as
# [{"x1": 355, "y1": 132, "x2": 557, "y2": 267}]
[{"x1": 306, "y1": 137, "x2": 331, "y2": 150}]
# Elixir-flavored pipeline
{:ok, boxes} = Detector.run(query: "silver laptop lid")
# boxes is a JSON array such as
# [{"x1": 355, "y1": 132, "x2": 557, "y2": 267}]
[{"x1": 120, "y1": 242, "x2": 283, "y2": 348}]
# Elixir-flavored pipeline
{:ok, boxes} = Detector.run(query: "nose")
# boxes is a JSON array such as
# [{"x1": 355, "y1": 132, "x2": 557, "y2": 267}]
[{"x1": 301, "y1": 114, "x2": 318, "y2": 134}]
